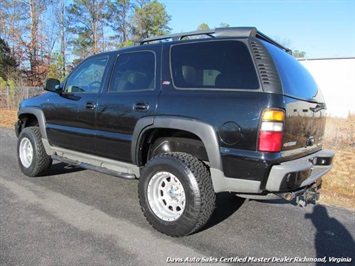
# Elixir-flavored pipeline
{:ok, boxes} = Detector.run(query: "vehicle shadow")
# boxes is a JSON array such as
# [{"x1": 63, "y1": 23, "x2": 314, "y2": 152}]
[
  {"x1": 201, "y1": 195, "x2": 299, "y2": 233},
  {"x1": 253, "y1": 196, "x2": 314, "y2": 207},
  {"x1": 305, "y1": 205, "x2": 355, "y2": 264},
  {"x1": 44, "y1": 162, "x2": 84, "y2": 176},
  {"x1": 199, "y1": 192, "x2": 246, "y2": 232}
]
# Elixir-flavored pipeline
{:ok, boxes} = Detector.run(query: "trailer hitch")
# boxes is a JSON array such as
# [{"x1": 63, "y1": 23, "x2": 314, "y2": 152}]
[{"x1": 296, "y1": 182, "x2": 321, "y2": 207}]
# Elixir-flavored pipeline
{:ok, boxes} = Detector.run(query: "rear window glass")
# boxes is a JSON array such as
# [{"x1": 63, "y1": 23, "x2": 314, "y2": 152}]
[
  {"x1": 170, "y1": 41, "x2": 259, "y2": 90},
  {"x1": 263, "y1": 40, "x2": 319, "y2": 100}
]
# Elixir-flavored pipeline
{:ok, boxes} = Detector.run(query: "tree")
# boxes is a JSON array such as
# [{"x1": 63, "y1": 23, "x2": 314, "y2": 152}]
[
  {"x1": 135, "y1": 0, "x2": 149, "y2": 8},
  {"x1": 0, "y1": 37, "x2": 17, "y2": 80},
  {"x1": 293, "y1": 50, "x2": 307, "y2": 58},
  {"x1": 46, "y1": 52, "x2": 65, "y2": 81},
  {"x1": 197, "y1": 23, "x2": 210, "y2": 31},
  {"x1": 59, "y1": 0, "x2": 67, "y2": 77},
  {"x1": 0, "y1": 0, "x2": 28, "y2": 70},
  {"x1": 107, "y1": 0, "x2": 133, "y2": 47},
  {"x1": 0, "y1": 0, "x2": 174, "y2": 85},
  {"x1": 26, "y1": 0, "x2": 51, "y2": 86},
  {"x1": 0, "y1": 0, "x2": 58, "y2": 86},
  {"x1": 66, "y1": 0, "x2": 109, "y2": 60},
  {"x1": 273, "y1": 36, "x2": 307, "y2": 58},
  {"x1": 131, "y1": 0, "x2": 171, "y2": 40},
  {"x1": 0, "y1": 38, "x2": 17, "y2": 102},
  {"x1": 219, "y1": 23, "x2": 230, "y2": 28}
]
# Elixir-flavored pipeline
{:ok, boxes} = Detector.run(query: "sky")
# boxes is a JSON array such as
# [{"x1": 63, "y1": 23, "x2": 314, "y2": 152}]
[{"x1": 159, "y1": 0, "x2": 355, "y2": 58}]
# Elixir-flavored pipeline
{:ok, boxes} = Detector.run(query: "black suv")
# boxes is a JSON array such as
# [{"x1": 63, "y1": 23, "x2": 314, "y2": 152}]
[{"x1": 15, "y1": 27, "x2": 335, "y2": 237}]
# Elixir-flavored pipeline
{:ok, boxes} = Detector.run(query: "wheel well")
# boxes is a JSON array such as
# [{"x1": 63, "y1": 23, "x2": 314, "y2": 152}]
[
  {"x1": 19, "y1": 114, "x2": 39, "y2": 130},
  {"x1": 139, "y1": 129, "x2": 208, "y2": 166}
]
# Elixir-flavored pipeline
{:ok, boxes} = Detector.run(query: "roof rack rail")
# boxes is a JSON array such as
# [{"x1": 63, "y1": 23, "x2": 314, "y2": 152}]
[
  {"x1": 135, "y1": 27, "x2": 292, "y2": 54},
  {"x1": 135, "y1": 29, "x2": 216, "y2": 45}
]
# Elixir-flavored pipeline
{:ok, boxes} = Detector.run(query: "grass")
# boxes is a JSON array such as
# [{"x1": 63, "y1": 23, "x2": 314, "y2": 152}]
[
  {"x1": 1, "y1": 109, "x2": 354, "y2": 210},
  {"x1": 319, "y1": 150, "x2": 354, "y2": 210},
  {"x1": 0, "y1": 108, "x2": 17, "y2": 129},
  {"x1": 321, "y1": 115, "x2": 355, "y2": 210}
]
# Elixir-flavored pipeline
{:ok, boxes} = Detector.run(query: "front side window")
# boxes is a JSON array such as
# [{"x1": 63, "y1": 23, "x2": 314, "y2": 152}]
[
  {"x1": 109, "y1": 51, "x2": 155, "y2": 92},
  {"x1": 170, "y1": 41, "x2": 259, "y2": 90},
  {"x1": 64, "y1": 56, "x2": 108, "y2": 93}
]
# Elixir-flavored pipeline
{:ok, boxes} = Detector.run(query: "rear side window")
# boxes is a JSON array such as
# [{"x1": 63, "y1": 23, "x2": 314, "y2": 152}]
[
  {"x1": 170, "y1": 41, "x2": 259, "y2": 90},
  {"x1": 263, "y1": 40, "x2": 319, "y2": 101},
  {"x1": 109, "y1": 51, "x2": 155, "y2": 92}
]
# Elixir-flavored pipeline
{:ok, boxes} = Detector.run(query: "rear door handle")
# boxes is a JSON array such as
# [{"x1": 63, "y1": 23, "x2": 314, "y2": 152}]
[
  {"x1": 85, "y1": 102, "x2": 96, "y2": 110},
  {"x1": 133, "y1": 102, "x2": 149, "y2": 112}
]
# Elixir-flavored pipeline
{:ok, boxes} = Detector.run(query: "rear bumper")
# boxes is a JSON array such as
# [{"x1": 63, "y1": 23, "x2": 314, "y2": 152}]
[{"x1": 265, "y1": 149, "x2": 335, "y2": 192}]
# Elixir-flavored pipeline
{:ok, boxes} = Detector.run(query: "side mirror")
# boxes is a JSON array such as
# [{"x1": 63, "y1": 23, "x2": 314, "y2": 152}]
[{"x1": 44, "y1": 78, "x2": 61, "y2": 92}]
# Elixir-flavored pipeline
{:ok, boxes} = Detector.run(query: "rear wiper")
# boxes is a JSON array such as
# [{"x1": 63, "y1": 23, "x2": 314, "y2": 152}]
[{"x1": 310, "y1": 103, "x2": 327, "y2": 112}]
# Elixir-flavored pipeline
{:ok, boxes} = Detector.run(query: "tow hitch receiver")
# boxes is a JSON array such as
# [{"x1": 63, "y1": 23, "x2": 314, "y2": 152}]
[{"x1": 296, "y1": 182, "x2": 321, "y2": 207}]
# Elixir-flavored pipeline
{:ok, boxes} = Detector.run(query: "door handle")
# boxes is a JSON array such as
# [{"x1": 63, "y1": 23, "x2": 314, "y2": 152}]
[
  {"x1": 86, "y1": 102, "x2": 96, "y2": 110},
  {"x1": 133, "y1": 102, "x2": 149, "y2": 112}
]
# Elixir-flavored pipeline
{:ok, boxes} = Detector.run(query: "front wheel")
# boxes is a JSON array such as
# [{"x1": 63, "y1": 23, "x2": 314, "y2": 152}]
[
  {"x1": 138, "y1": 152, "x2": 216, "y2": 237},
  {"x1": 17, "y1": 127, "x2": 52, "y2": 177}
]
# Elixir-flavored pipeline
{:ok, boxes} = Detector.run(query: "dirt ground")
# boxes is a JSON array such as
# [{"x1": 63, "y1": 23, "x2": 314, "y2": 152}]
[{"x1": 0, "y1": 109, "x2": 17, "y2": 129}]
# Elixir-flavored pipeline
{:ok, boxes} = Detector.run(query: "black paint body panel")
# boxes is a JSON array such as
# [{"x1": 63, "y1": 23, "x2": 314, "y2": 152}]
[{"x1": 17, "y1": 33, "x2": 331, "y2": 192}]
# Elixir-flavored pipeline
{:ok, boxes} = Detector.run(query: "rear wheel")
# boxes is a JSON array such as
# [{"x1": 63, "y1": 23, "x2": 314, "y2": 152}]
[
  {"x1": 138, "y1": 152, "x2": 215, "y2": 237},
  {"x1": 17, "y1": 127, "x2": 52, "y2": 177}
]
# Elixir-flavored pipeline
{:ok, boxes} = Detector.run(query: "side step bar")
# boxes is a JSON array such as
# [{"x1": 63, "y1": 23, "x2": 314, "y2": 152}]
[{"x1": 52, "y1": 155, "x2": 137, "y2": 180}]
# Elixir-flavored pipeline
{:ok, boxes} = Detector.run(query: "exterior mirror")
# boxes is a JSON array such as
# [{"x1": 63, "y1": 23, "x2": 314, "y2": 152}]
[{"x1": 44, "y1": 78, "x2": 61, "y2": 92}]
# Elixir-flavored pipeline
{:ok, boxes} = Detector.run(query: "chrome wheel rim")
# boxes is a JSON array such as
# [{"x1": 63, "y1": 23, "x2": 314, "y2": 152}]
[
  {"x1": 19, "y1": 138, "x2": 33, "y2": 168},
  {"x1": 147, "y1": 171, "x2": 186, "y2": 221}
]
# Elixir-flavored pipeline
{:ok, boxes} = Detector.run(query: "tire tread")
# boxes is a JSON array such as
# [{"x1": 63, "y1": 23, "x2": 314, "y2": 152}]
[
  {"x1": 18, "y1": 127, "x2": 52, "y2": 177},
  {"x1": 139, "y1": 152, "x2": 216, "y2": 237}
]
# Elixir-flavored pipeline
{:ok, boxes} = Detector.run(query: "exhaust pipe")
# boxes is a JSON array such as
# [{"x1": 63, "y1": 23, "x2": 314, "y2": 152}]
[
  {"x1": 277, "y1": 192, "x2": 295, "y2": 201},
  {"x1": 276, "y1": 181, "x2": 321, "y2": 206}
]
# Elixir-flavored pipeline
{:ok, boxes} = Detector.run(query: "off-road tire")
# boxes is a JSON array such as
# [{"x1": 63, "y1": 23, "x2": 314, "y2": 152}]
[
  {"x1": 138, "y1": 152, "x2": 216, "y2": 237},
  {"x1": 17, "y1": 127, "x2": 52, "y2": 177}
]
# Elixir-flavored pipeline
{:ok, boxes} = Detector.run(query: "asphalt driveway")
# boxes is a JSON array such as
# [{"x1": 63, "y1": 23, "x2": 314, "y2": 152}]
[{"x1": 0, "y1": 127, "x2": 354, "y2": 265}]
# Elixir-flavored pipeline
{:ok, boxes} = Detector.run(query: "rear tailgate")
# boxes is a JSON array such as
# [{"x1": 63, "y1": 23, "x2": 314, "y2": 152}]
[
  {"x1": 282, "y1": 96, "x2": 326, "y2": 157},
  {"x1": 263, "y1": 41, "x2": 327, "y2": 159}
]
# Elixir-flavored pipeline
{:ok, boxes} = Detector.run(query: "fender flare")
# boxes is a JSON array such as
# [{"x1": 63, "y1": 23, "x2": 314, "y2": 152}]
[
  {"x1": 18, "y1": 107, "x2": 48, "y2": 140},
  {"x1": 132, "y1": 116, "x2": 223, "y2": 171}
]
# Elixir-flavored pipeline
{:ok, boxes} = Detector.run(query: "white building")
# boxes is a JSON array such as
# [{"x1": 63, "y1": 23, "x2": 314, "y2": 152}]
[{"x1": 298, "y1": 57, "x2": 355, "y2": 118}]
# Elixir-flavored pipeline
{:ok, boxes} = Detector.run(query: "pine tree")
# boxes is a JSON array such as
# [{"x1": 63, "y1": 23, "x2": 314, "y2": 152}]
[{"x1": 131, "y1": 0, "x2": 171, "y2": 40}]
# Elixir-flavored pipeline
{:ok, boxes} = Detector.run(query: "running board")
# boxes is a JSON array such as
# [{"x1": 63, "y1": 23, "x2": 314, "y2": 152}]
[{"x1": 52, "y1": 155, "x2": 137, "y2": 180}]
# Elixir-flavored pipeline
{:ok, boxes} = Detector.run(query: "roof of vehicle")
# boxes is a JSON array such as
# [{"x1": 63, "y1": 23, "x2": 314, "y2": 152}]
[{"x1": 135, "y1": 27, "x2": 292, "y2": 54}]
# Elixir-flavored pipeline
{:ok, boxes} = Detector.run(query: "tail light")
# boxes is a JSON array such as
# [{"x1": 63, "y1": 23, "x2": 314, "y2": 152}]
[{"x1": 258, "y1": 109, "x2": 285, "y2": 152}]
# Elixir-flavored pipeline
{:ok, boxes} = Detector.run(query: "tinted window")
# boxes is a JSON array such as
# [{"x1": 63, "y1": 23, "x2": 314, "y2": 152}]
[
  {"x1": 65, "y1": 56, "x2": 108, "y2": 93},
  {"x1": 263, "y1": 40, "x2": 319, "y2": 101},
  {"x1": 109, "y1": 51, "x2": 155, "y2": 92},
  {"x1": 170, "y1": 41, "x2": 259, "y2": 90}
]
